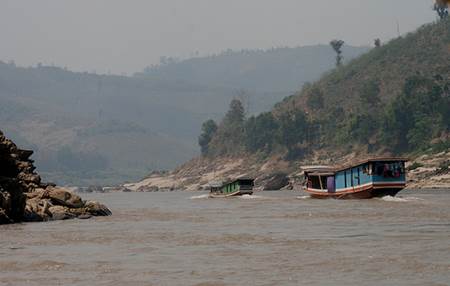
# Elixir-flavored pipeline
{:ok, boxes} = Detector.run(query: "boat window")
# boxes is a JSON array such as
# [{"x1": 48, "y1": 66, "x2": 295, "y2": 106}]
[
  {"x1": 373, "y1": 162, "x2": 405, "y2": 178},
  {"x1": 351, "y1": 169, "x2": 354, "y2": 187},
  {"x1": 308, "y1": 176, "x2": 322, "y2": 189},
  {"x1": 321, "y1": 176, "x2": 328, "y2": 189},
  {"x1": 239, "y1": 180, "x2": 254, "y2": 187},
  {"x1": 362, "y1": 164, "x2": 370, "y2": 174},
  {"x1": 357, "y1": 167, "x2": 361, "y2": 185},
  {"x1": 344, "y1": 171, "x2": 347, "y2": 188}
]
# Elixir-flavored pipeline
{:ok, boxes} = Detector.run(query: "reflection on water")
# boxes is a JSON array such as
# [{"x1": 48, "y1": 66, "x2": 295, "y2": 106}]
[{"x1": 1, "y1": 190, "x2": 450, "y2": 286}]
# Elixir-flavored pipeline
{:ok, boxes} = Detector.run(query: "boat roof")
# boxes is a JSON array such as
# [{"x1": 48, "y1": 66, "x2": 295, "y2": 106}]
[
  {"x1": 303, "y1": 166, "x2": 335, "y2": 176},
  {"x1": 305, "y1": 172, "x2": 335, "y2": 176},
  {"x1": 302, "y1": 165, "x2": 334, "y2": 171},
  {"x1": 304, "y1": 157, "x2": 408, "y2": 176},
  {"x1": 208, "y1": 181, "x2": 223, "y2": 188},
  {"x1": 334, "y1": 157, "x2": 408, "y2": 172}
]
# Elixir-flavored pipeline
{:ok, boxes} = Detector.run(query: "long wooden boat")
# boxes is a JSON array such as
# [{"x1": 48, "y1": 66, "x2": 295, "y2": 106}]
[
  {"x1": 209, "y1": 178, "x2": 254, "y2": 198},
  {"x1": 304, "y1": 157, "x2": 407, "y2": 199}
]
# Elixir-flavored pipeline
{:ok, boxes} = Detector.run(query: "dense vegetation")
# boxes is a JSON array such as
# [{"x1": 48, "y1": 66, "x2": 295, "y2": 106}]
[
  {"x1": 200, "y1": 98, "x2": 314, "y2": 159},
  {"x1": 200, "y1": 19, "x2": 450, "y2": 159}
]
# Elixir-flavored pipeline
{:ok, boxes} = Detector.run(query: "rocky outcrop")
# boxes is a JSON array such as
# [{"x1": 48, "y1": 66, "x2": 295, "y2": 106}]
[
  {"x1": 24, "y1": 187, "x2": 111, "y2": 222},
  {"x1": 0, "y1": 131, "x2": 31, "y2": 223},
  {"x1": 406, "y1": 151, "x2": 450, "y2": 189},
  {"x1": 124, "y1": 155, "x2": 300, "y2": 192},
  {"x1": 259, "y1": 173, "x2": 290, "y2": 191},
  {"x1": 0, "y1": 130, "x2": 111, "y2": 224}
]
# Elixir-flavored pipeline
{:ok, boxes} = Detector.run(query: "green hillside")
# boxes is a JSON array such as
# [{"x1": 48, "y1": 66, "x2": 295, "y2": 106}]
[
  {"x1": 202, "y1": 19, "x2": 450, "y2": 160},
  {"x1": 278, "y1": 18, "x2": 450, "y2": 113}
]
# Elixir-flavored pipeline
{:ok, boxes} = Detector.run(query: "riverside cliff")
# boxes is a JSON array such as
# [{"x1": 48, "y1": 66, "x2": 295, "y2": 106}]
[{"x1": 0, "y1": 130, "x2": 111, "y2": 224}]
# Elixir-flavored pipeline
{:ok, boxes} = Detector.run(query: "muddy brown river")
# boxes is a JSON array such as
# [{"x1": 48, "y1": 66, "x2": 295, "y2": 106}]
[{"x1": 1, "y1": 190, "x2": 449, "y2": 286}]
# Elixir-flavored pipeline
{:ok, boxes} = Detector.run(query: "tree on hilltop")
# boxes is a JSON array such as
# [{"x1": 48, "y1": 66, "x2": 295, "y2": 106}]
[
  {"x1": 223, "y1": 98, "x2": 245, "y2": 127},
  {"x1": 434, "y1": 0, "x2": 449, "y2": 19},
  {"x1": 204, "y1": 98, "x2": 246, "y2": 156},
  {"x1": 198, "y1": 120, "x2": 218, "y2": 155},
  {"x1": 374, "y1": 38, "x2": 381, "y2": 48},
  {"x1": 330, "y1": 39, "x2": 345, "y2": 67}
]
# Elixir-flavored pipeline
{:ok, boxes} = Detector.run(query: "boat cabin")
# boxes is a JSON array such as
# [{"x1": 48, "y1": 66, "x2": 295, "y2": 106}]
[
  {"x1": 209, "y1": 181, "x2": 223, "y2": 193},
  {"x1": 304, "y1": 158, "x2": 407, "y2": 199},
  {"x1": 210, "y1": 178, "x2": 254, "y2": 197}
]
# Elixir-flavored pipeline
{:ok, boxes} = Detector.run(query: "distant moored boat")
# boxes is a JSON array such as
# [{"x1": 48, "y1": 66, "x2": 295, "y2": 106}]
[
  {"x1": 209, "y1": 178, "x2": 254, "y2": 198},
  {"x1": 304, "y1": 158, "x2": 408, "y2": 199}
]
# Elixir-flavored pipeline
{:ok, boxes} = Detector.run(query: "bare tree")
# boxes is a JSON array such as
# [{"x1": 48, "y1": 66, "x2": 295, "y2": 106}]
[
  {"x1": 374, "y1": 38, "x2": 381, "y2": 48},
  {"x1": 434, "y1": 0, "x2": 449, "y2": 19},
  {"x1": 330, "y1": 39, "x2": 345, "y2": 67}
]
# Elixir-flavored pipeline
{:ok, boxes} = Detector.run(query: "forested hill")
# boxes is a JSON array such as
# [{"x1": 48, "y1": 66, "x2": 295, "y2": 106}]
[
  {"x1": 0, "y1": 45, "x2": 367, "y2": 185},
  {"x1": 201, "y1": 19, "x2": 450, "y2": 160},
  {"x1": 137, "y1": 45, "x2": 368, "y2": 93}
]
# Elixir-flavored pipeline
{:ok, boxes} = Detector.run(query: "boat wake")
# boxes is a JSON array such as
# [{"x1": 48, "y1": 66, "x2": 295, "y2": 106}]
[
  {"x1": 239, "y1": 194, "x2": 269, "y2": 200},
  {"x1": 379, "y1": 196, "x2": 423, "y2": 202},
  {"x1": 189, "y1": 194, "x2": 210, "y2": 200},
  {"x1": 296, "y1": 196, "x2": 311, "y2": 200}
]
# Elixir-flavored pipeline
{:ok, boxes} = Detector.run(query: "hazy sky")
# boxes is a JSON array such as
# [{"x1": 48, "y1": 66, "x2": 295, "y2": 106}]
[{"x1": 0, "y1": 0, "x2": 438, "y2": 74}]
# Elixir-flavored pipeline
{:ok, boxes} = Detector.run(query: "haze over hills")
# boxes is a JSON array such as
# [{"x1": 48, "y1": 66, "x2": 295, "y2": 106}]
[
  {"x1": 137, "y1": 45, "x2": 368, "y2": 93},
  {"x1": 0, "y1": 45, "x2": 368, "y2": 186}
]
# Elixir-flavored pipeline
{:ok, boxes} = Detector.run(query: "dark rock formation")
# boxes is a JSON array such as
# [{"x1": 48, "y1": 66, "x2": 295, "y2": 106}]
[
  {"x1": 85, "y1": 185, "x2": 105, "y2": 193},
  {"x1": 137, "y1": 185, "x2": 159, "y2": 192},
  {"x1": 0, "y1": 131, "x2": 30, "y2": 223},
  {"x1": 0, "y1": 130, "x2": 111, "y2": 224},
  {"x1": 261, "y1": 173, "x2": 290, "y2": 191}
]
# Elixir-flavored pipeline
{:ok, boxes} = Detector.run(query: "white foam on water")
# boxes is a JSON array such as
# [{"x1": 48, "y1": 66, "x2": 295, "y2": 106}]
[
  {"x1": 239, "y1": 194, "x2": 267, "y2": 199},
  {"x1": 189, "y1": 194, "x2": 210, "y2": 200},
  {"x1": 296, "y1": 196, "x2": 311, "y2": 200},
  {"x1": 379, "y1": 196, "x2": 423, "y2": 202}
]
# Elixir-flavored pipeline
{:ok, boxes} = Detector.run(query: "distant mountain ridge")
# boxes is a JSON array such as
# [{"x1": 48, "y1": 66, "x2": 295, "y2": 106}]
[
  {"x1": 138, "y1": 45, "x2": 369, "y2": 93},
  {"x1": 0, "y1": 45, "x2": 369, "y2": 185}
]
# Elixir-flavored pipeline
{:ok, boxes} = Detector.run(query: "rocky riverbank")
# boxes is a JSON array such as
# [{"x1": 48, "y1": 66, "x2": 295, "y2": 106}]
[
  {"x1": 406, "y1": 151, "x2": 450, "y2": 189},
  {"x1": 123, "y1": 155, "x2": 304, "y2": 192},
  {"x1": 0, "y1": 130, "x2": 111, "y2": 224},
  {"x1": 123, "y1": 151, "x2": 450, "y2": 192}
]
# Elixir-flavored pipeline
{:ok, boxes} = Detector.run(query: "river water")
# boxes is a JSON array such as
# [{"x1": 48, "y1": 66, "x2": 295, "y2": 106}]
[{"x1": 1, "y1": 190, "x2": 449, "y2": 286}]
